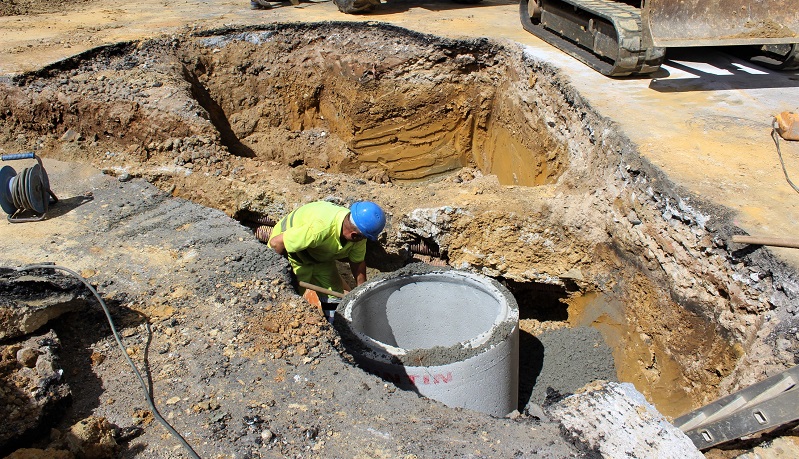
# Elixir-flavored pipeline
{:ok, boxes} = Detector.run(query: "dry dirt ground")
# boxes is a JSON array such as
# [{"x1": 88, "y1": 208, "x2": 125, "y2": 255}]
[{"x1": 1, "y1": 0, "x2": 799, "y2": 458}]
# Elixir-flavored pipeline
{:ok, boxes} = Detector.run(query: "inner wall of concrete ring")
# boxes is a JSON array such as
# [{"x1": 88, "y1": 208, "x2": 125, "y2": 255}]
[{"x1": 337, "y1": 266, "x2": 520, "y2": 417}]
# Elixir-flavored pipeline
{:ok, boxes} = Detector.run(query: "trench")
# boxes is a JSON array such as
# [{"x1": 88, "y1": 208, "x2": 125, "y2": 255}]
[{"x1": 1, "y1": 22, "x2": 794, "y2": 425}]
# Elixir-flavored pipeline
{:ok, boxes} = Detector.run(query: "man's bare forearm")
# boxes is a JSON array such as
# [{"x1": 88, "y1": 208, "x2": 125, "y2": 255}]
[{"x1": 351, "y1": 260, "x2": 367, "y2": 286}]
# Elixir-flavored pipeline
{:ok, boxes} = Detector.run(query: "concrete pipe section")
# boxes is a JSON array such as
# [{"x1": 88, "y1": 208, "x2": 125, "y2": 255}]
[{"x1": 335, "y1": 265, "x2": 519, "y2": 417}]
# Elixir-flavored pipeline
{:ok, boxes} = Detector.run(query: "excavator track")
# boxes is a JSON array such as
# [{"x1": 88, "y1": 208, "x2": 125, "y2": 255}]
[{"x1": 520, "y1": 0, "x2": 666, "y2": 77}]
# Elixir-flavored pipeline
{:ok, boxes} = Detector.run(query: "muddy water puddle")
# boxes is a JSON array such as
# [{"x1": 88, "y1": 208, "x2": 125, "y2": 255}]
[
  {"x1": 508, "y1": 278, "x2": 729, "y2": 418},
  {"x1": 566, "y1": 291, "x2": 696, "y2": 417}
]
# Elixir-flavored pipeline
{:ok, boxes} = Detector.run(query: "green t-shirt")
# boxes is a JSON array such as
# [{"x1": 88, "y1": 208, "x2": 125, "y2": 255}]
[{"x1": 269, "y1": 201, "x2": 366, "y2": 265}]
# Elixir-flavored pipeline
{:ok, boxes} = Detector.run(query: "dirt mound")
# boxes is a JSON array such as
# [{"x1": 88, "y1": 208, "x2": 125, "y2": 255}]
[{"x1": 0, "y1": 0, "x2": 93, "y2": 17}]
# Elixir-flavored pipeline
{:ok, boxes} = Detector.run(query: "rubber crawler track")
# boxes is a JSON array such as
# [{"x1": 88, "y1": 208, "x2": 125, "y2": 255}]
[{"x1": 520, "y1": 0, "x2": 665, "y2": 76}]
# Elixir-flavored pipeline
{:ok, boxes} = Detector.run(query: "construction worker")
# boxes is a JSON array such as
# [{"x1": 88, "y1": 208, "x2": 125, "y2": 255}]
[{"x1": 268, "y1": 200, "x2": 386, "y2": 320}]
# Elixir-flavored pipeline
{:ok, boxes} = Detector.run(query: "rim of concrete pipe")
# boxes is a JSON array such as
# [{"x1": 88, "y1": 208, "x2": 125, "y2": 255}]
[{"x1": 335, "y1": 265, "x2": 519, "y2": 368}]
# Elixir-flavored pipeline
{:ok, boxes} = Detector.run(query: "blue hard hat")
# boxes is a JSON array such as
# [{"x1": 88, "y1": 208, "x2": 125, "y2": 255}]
[{"x1": 350, "y1": 201, "x2": 386, "y2": 241}]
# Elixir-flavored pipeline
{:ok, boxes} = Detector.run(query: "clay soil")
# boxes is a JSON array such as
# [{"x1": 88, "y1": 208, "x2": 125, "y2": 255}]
[{"x1": 1, "y1": 1, "x2": 799, "y2": 458}]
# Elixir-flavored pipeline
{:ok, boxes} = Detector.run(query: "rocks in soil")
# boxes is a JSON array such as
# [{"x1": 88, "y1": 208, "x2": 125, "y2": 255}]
[
  {"x1": 735, "y1": 435, "x2": 799, "y2": 458},
  {"x1": 291, "y1": 165, "x2": 311, "y2": 184},
  {"x1": 5, "y1": 416, "x2": 128, "y2": 459},
  {"x1": 5, "y1": 448, "x2": 74, "y2": 459},
  {"x1": 0, "y1": 271, "x2": 90, "y2": 341},
  {"x1": 60, "y1": 416, "x2": 120, "y2": 459},
  {"x1": 0, "y1": 330, "x2": 70, "y2": 452}
]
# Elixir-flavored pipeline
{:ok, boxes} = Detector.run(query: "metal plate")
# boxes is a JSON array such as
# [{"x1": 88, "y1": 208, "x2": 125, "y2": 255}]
[
  {"x1": 0, "y1": 165, "x2": 17, "y2": 215},
  {"x1": 684, "y1": 386, "x2": 799, "y2": 449},
  {"x1": 644, "y1": 0, "x2": 799, "y2": 47}
]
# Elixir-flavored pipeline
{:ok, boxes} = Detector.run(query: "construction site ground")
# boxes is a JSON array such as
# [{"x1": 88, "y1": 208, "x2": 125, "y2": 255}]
[
  {"x1": 1, "y1": 0, "x2": 799, "y2": 458},
  {"x1": 1, "y1": 0, "x2": 797, "y2": 267}
]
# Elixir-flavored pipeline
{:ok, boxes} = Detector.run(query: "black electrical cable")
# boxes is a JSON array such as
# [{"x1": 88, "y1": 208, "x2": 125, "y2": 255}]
[
  {"x1": 10, "y1": 168, "x2": 31, "y2": 212},
  {"x1": 8, "y1": 167, "x2": 39, "y2": 214},
  {"x1": 12, "y1": 263, "x2": 201, "y2": 459},
  {"x1": 773, "y1": 126, "x2": 799, "y2": 194}
]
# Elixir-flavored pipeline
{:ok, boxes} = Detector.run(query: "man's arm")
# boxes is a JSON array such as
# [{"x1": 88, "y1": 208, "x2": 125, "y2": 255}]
[
  {"x1": 350, "y1": 260, "x2": 367, "y2": 286},
  {"x1": 269, "y1": 233, "x2": 287, "y2": 256}
]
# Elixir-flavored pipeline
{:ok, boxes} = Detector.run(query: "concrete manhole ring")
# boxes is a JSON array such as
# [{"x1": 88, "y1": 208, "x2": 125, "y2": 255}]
[{"x1": 336, "y1": 265, "x2": 519, "y2": 416}]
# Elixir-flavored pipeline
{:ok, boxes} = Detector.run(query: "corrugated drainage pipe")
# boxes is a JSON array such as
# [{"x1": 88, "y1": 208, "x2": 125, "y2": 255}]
[{"x1": 335, "y1": 265, "x2": 519, "y2": 417}]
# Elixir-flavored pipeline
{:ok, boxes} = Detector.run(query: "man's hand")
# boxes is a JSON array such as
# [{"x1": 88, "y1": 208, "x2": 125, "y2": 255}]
[{"x1": 269, "y1": 233, "x2": 287, "y2": 256}]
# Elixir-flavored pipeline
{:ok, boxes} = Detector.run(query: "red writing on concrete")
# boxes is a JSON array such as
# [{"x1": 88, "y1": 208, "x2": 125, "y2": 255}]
[{"x1": 380, "y1": 371, "x2": 453, "y2": 386}]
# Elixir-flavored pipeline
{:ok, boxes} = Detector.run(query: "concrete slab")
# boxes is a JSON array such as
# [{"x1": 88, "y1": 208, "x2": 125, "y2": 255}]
[
  {"x1": 1, "y1": 0, "x2": 797, "y2": 270},
  {"x1": 547, "y1": 381, "x2": 704, "y2": 458}
]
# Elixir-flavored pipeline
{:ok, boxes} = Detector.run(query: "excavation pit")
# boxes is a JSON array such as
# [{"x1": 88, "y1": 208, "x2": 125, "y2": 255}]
[
  {"x1": 335, "y1": 265, "x2": 519, "y2": 417},
  {"x1": 1, "y1": 20, "x2": 797, "y2": 453}
]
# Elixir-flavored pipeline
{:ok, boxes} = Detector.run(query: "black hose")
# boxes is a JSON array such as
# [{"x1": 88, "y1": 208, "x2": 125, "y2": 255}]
[
  {"x1": 773, "y1": 126, "x2": 799, "y2": 194},
  {"x1": 12, "y1": 263, "x2": 202, "y2": 459}
]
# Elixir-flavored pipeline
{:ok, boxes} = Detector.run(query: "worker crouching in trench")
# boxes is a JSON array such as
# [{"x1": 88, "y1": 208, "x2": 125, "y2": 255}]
[{"x1": 268, "y1": 201, "x2": 386, "y2": 322}]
